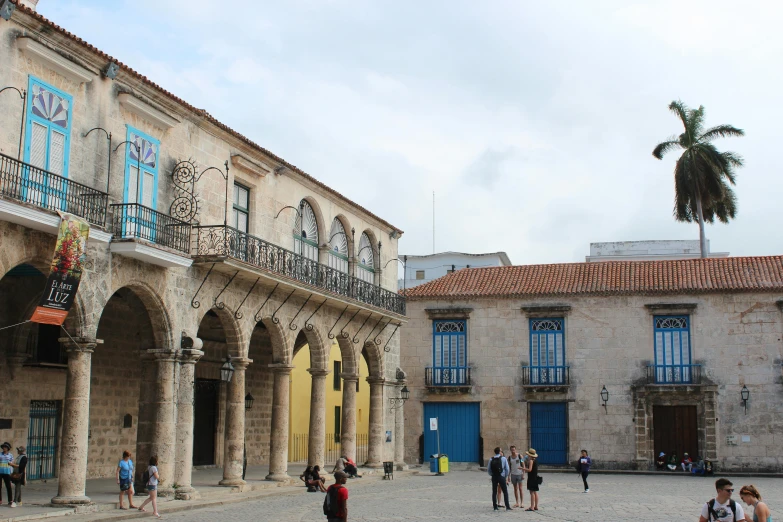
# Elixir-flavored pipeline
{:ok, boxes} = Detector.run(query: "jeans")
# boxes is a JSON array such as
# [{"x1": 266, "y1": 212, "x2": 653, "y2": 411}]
[
  {"x1": 0, "y1": 475, "x2": 11, "y2": 503},
  {"x1": 491, "y1": 475, "x2": 511, "y2": 509},
  {"x1": 581, "y1": 471, "x2": 589, "y2": 490}
]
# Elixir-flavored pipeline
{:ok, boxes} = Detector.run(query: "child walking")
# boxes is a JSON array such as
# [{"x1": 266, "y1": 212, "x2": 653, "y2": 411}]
[{"x1": 579, "y1": 449, "x2": 592, "y2": 493}]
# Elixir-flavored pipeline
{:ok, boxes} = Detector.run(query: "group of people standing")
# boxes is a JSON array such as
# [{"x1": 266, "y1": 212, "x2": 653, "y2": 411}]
[
  {"x1": 0, "y1": 442, "x2": 27, "y2": 508},
  {"x1": 116, "y1": 450, "x2": 161, "y2": 518}
]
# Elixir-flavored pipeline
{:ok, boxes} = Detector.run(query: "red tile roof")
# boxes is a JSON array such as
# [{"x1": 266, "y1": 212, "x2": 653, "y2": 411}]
[
  {"x1": 404, "y1": 256, "x2": 783, "y2": 300},
  {"x1": 8, "y1": 1, "x2": 403, "y2": 235}
]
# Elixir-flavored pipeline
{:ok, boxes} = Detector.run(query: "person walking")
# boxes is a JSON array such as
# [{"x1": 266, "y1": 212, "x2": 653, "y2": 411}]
[
  {"x1": 324, "y1": 471, "x2": 349, "y2": 522},
  {"x1": 0, "y1": 443, "x2": 13, "y2": 507},
  {"x1": 579, "y1": 449, "x2": 592, "y2": 493},
  {"x1": 116, "y1": 450, "x2": 137, "y2": 509},
  {"x1": 739, "y1": 485, "x2": 772, "y2": 522},
  {"x1": 507, "y1": 446, "x2": 525, "y2": 508},
  {"x1": 8, "y1": 446, "x2": 27, "y2": 508},
  {"x1": 488, "y1": 447, "x2": 511, "y2": 511},
  {"x1": 699, "y1": 478, "x2": 745, "y2": 522},
  {"x1": 137, "y1": 455, "x2": 160, "y2": 518},
  {"x1": 525, "y1": 449, "x2": 540, "y2": 512}
]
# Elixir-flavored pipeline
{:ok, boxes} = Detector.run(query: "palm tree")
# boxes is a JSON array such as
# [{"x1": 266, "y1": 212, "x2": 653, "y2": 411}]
[{"x1": 652, "y1": 101, "x2": 744, "y2": 258}]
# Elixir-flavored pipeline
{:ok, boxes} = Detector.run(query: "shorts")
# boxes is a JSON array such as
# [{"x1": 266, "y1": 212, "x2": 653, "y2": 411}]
[
  {"x1": 119, "y1": 479, "x2": 131, "y2": 491},
  {"x1": 511, "y1": 475, "x2": 524, "y2": 485},
  {"x1": 146, "y1": 485, "x2": 157, "y2": 491}
]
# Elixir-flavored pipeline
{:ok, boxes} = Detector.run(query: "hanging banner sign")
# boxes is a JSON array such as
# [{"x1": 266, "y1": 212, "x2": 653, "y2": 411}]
[
  {"x1": 30, "y1": 213, "x2": 90, "y2": 325},
  {"x1": 429, "y1": 418, "x2": 438, "y2": 431}
]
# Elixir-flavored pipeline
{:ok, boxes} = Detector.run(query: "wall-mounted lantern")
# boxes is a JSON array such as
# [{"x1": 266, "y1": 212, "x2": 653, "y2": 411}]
[
  {"x1": 600, "y1": 385, "x2": 609, "y2": 413},
  {"x1": 220, "y1": 357, "x2": 235, "y2": 384},
  {"x1": 245, "y1": 393, "x2": 254, "y2": 411},
  {"x1": 741, "y1": 385, "x2": 750, "y2": 414},
  {"x1": 389, "y1": 385, "x2": 409, "y2": 411}
]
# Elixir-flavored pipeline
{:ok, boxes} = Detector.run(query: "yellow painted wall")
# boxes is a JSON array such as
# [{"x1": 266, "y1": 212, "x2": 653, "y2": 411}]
[{"x1": 289, "y1": 341, "x2": 370, "y2": 457}]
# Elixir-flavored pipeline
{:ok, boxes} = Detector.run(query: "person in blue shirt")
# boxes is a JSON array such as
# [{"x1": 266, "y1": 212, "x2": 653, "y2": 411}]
[
  {"x1": 116, "y1": 450, "x2": 137, "y2": 510},
  {"x1": 0, "y1": 442, "x2": 14, "y2": 506},
  {"x1": 579, "y1": 449, "x2": 592, "y2": 492},
  {"x1": 488, "y1": 447, "x2": 511, "y2": 511}
]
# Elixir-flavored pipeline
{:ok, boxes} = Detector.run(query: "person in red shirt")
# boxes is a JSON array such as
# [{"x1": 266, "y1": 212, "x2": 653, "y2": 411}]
[{"x1": 325, "y1": 471, "x2": 349, "y2": 522}]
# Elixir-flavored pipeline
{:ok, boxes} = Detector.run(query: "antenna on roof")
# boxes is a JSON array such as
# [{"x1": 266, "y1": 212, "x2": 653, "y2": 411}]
[{"x1": 432, "y1": 190, "x2": 435, "y2": 254}]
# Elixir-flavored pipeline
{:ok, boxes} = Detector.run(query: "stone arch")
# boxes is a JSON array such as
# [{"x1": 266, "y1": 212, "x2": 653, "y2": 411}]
[
  {"x1": 251, "y1": 316, "x2": 290, "y2": 364},
  {"x1": 335, "y1": 335, "x2": 359, "y2": 376},
  {"x1": 198, "y1": 306, "x2": 245, "y2": 359},
  {"x1": 295, "y1": 326, "x2": 329, "y2": 371},
  {"x1": 361, "y1": 341, "x2": 384, "y2": 379},
  {"x1": 103, "y1": 281, "x2": 175, "y2": 352}
]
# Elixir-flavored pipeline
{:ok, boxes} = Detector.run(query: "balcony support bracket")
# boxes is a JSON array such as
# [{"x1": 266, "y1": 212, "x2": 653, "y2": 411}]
[
  {"x1": 304, "y1": 299, "x2": 327, "y2": 332},
  {"x1": 191, "y1": 263, "x2": 215, "y2": 309},
  {"x1": 352, "y1": 313, "x2": 373, "y2": 344},
  {"x1": 374, "y1": 319, "x2": 391, "y2": 346},
  {"x1": 364, "y1": 315, "x2": 384, "y2": 346},
  {"x1": 214, "y1": 271, "x2": 239, "y2": 311},
  {"x1": 234, "y1": 277, "x2": 259, "y2": 319},
  {"x1": 272, "y1": 289, "x2": 296, "y2": 325},
  {"x1": 383, "y1": 323, "x2": 401, "y2": 352},
  {"x1": 328, "y1": 305, "x2": 349, "y2": 339},
  {"x1": 340, "y1": 309, "x2": 362, "y2": 340},
  {"x1": 288, "y1": 294, "x2": 313, "y2": 331},
  {"x1": 253, "y1": 283, "x2": 279, "y2": 323}
]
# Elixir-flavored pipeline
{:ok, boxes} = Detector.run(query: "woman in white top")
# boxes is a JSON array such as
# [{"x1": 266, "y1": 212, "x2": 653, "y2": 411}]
[{"x1": 137, "y1": 455, "x2": 160, "y2": 518}]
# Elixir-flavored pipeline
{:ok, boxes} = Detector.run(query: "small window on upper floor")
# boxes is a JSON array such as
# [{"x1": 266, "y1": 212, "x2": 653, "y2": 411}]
[
  {"x1": 232, "y1": 183, "x2": 249, "y2": 233},
  {"x1": 415, "y1": 270, "x2": 425, "y2": 280}
]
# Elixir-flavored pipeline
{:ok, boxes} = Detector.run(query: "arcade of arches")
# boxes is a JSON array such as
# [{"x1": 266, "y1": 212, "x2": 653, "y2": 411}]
[{"x1": 0, "y1": 258, "x2": 406, "y2": 504}]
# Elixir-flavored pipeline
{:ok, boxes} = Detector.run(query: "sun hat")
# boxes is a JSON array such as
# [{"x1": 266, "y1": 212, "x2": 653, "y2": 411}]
[
  {"x1": 16, "y1": 446, "x2": 25, "y2": 453},
  {"x1": 0, "y1": 442, "x2": 10, "y2": 450},
  {"x1": 659, "y1": 452, "x2": 665, "y2": 457},
  {"x1": 526, "y1": 449, "x2": 538, "y2": 458}
]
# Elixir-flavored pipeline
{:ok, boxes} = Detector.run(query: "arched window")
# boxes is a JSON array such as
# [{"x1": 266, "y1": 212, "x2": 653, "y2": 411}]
[
  {"x1": 294, "y1": 200, "x2": 319, "y2": 262},
  {"x1": 357, "y1": 232, "x2": 375, "y2": 283},
  {"x1": 328, "y1": 218, "x2": 349, "y2": 273}
]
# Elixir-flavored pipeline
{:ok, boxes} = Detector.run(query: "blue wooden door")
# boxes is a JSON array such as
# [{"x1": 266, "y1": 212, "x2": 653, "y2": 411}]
[
  {"x1": 423, "y1": 402, "x2": 480, "y2": 463},
  {"x1": 530, "y1": 402, "x2": 568, "y2": 465}
]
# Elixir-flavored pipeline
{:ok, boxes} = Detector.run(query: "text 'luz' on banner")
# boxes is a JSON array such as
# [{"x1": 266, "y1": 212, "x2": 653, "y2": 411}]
[{"x1": 30, "y1": 213, "x2": 90, "y2": 326}]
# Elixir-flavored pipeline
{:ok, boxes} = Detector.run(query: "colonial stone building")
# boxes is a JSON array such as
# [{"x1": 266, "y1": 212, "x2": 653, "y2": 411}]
[
  {"x1": 401, "y1": 258, "x2": 783, "y2": 472},
  {"x1": 0, "y1": 1, "x2": 407, "y2": 504}
]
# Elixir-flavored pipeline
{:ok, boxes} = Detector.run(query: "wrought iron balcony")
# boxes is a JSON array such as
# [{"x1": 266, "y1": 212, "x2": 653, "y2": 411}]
[
  {"x1": 110, "y1": 203, "x2": 192, "y2": 254},
  {"x1": 646, "y1": 364, "x2": 702, "y2": 385},
  {"x1": 193, "y1": 225, "x2": 405, "y2": 315},
  {"x1": 522, "y1": 365, "x2": 570, "y2": 386},
  {"x1": 0, "y1": 152, "x2": 108, "y2": 226},
  {"x1": 425, "y1": 366, "x2": 471, "y2": 386}
]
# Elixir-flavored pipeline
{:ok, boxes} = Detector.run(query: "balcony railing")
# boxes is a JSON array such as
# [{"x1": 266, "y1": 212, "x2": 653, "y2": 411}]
[
  {"x1": 110, "y1": 203, "x2": 192, "y2": 254},
  {"x1": 522, "y1": 365, "x2": 570, "y2": 386},
  {"x1": 193, "y1": 225, "x2": 406, "y2": 315},
  {"x1": 646, "y1": 364, "x2": 701, "y2": 385},
  {"x1": 0, "y1": 152, "x2": 108, "y2": 226},
  {"x1": 425, "y1": 366, "x2": 471, "y2": 386}
]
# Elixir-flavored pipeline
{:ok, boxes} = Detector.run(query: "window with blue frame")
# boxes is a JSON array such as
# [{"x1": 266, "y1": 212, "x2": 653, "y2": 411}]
[
  {"x1": 431, "y1": 319, "x2": 467, "y2": 385},
  {"x1": 120, "y1": 126, "x2": 159, "y2": 240},
  {"x1": 23, "y1": 77, "x2": 72, "y2": 209},
  {"x1": 653, "y1": 315, "x2": 692, "y2": 383},
  {"x1": 529, "y1": 318, "x2": 566, "y2": 384}
]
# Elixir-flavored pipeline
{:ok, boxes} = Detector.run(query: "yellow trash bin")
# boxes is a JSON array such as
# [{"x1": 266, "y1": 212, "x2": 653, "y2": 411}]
[{"x1": 438, "y1": 454, "x2": 449, "y2": 473}]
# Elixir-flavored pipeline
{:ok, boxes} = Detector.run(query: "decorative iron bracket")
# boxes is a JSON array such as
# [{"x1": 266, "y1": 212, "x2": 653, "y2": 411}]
[
  {"x1": 191, "y1": 263, "x2": 215, "y2": 309},
  {"x1": 289, "y1": 294, "x2": 313, "y2": 331},
  {"x1": 364, "y1": 315, "x2": 384, "y2": 346},
  {"x1": 340, "y1": 309, "x2": 362, "y2": 340},
  {"x1": 272, "y1": 289, "x2": 296, "y2": 324},
  {"x1": 305, "y1": 299, "x2": 327, "y2": 332},
  {"x1": 374, "y1": 319, "x2": 391, "y2": 345},
  {"x1": 214, "y1": 271, "x2": 239, "y2": 310},
  {"x1": 353, "y1": 313, "x2": 373, "y2": 344},
  {"x1": 253, "y1": 283, "x2": 279, "y2": 323},
  {"x1": 328, "y1": 305, "x2": 349, "y2": 339},
  {"x1": 383, "y1": 323, "x2": 401, "y2": 352},
  {"x1": 234, "y1": 277, "x2": 259, "y2": 319}
]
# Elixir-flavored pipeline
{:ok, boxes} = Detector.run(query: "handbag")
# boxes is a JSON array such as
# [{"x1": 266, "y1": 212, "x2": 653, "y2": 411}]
[
  {"x1": 10, "y1": 473, "x2": 21, "y2": 481},
  {"x1": 537, "y1": 476, "x2": 543, "y2": 485}
]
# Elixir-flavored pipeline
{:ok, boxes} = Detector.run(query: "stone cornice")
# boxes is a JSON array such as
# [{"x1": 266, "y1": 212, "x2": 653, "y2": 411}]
[
  {"x1": 117, "y1": 92, "x2": 179, "y2": 130},
  {"x1": 425, "y1": 307, "x2": 473, "y2": 320},
  {"x1": 644, "y1": 303, "x2": 698, "y2": 315},
  {"x1": 307, "y1": 368, "x2": 331, "y2": 377},
  {"x1": 520, "y1": 304, "x2": 572, "y2": 317},
  {"x1": 231, "y1": 153, "x2": 273, "y2": 178},
  {"x1": 268, "y1": 364, "x2": 294, "y2": 374},
  {"x1": 17, "y1": 36, "x2": 95, "y2": 84},
  {"x1": 58, "y1": 336, "x2": 103, "y2": 352},
  {"x1": 340, "y1": 373, "x2": 360, "y2": 381}
]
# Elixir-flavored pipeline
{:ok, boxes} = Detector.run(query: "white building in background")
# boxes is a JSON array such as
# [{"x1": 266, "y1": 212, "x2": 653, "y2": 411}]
[
  {"x1": 586, "y1": 240, "x2": 730, "y2": 262},
  {"x1": 399, "y1": 251, "x2": 512, "y2": 290}
]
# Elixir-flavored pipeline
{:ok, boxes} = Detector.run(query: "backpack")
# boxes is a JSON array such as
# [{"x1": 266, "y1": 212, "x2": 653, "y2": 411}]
[
  {"x1": 707, "y1": 499, "x2": 737, "y2": 522},
  {"x1": 323, "y1": 485, "x2": 343, "y2": 517},
  {"x1": 142, "y1": 468, "x2": 150, "y2": 485},
  {"x1": 490, "y1": 456, "x2": 503, "y2": 476}
]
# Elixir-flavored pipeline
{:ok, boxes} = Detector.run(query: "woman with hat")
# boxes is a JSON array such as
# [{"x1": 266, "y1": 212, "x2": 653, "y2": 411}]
[
  {"x1": 9, "y1": 446, "x2": 27, "y2": 507},
  {"x1": 0, "y1": 442, "x2": 13, "y2": 506},
  {"x1": 524, "y1": 449, "x2": 539, "y2": 512}
]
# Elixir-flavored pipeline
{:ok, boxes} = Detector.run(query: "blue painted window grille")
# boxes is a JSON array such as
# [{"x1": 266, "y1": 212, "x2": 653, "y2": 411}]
[
  {"x1": 23, "y1": 76, "x2": 72, "y2": 209},
  {"x1": 529, "y1": 318, "x2": 566, "y2": 384},
  {"x1": 653, "y1": 315, "x2": 692, "y2": 383},
  {"x1": 431, "y1": 320, "x2": 467, "y2": 385},
  {"x1": 121, "y1": 126, "x2": 159, "y2": 239}
]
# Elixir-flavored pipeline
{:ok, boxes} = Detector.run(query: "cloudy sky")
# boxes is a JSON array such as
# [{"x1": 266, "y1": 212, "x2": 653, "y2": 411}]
[{"x1": 41, "y1": 1, "x2": 783, "y2": 264}]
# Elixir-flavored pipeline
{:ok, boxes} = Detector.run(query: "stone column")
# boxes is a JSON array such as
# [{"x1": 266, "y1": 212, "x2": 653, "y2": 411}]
[
  {"x1": 266, "y1": 364, "x2": 293, "y2": 481},
  {"x1": 174, "y1": 348, "x2": 203, "y2": 499},
  {"x1": 394, "y1": 385, "x2": 407, "y2": 470},
  {"x1": 134, "y1": 352, "x2": 156, "y2": 491},
  {"x1": 220, "y1": 357, "x2": 251, "y2": 486},
  {"x1": 52, "y1": 336, "x2": 102, "y2": 505},
  {"x1": 365, "y1": 377, "x2": 385, "y2": 468},
  {"x1": 307, "y1": 369, "x2": 329, "y2": 468},
  {"x1": 340, "y1": 373, "x2": 359, "y2": 461},
  {"x1": 150, "y1": 350, "x2": 178, "y2": 497}
]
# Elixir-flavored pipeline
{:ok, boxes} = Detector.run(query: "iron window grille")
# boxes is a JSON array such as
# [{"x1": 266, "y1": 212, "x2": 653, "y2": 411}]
[{"x1": 653, "y1": 315, "x2": 693, "y2": 384}]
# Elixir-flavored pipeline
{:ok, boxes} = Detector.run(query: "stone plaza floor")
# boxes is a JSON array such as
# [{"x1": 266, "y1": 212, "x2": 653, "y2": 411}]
[{"x1": 156, "y1": 470, "x2": 783, "y2": 522}]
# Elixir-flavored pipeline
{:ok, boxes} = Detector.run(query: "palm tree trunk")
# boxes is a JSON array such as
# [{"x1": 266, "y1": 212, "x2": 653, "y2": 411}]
[{"x1": 694, "y1": 189, "x2": 708, "y2": 258}]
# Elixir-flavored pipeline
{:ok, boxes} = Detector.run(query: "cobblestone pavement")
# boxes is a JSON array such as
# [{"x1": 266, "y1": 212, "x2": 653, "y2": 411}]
[{"x1": 161, "y1": 471, "x2": 783, "y2": 522}]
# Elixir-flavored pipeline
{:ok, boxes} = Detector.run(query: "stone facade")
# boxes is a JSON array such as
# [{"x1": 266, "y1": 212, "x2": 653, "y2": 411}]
[
  {"x1": 0, "y1": 3, "x2": 406, "y2": 502},
  {"x1": 401, "y1": 293, "x2": 783, "y2": 472}
]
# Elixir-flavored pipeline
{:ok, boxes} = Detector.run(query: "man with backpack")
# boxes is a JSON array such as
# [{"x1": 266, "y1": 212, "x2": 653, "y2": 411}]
[
  {"x1": 324, "y1": 471, "x2": 349, "y2": 522},
  {"x1": 487, "y1": 447, "x2": 511, "y2": 511},
  {"x1": 699, "y1": 478, "x2": 745, "y2": 522}
]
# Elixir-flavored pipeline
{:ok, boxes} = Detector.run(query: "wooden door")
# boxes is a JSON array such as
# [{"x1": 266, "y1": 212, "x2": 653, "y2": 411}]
[
  {"x1": 653, "y1": 405, "x2": 698, "y2": 460},
  {"x1": 193, "y1": 380, "x2": 218, "y2": 466}
]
